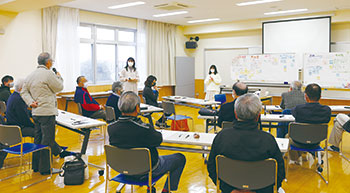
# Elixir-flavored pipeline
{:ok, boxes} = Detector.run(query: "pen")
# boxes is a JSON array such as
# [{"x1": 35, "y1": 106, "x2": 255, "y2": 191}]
[
  {"x1": 185, "y1": 135, "x2": 190, "y2": 138},
  {"x1": 178, "y1": 134, "x2": 182, "y2": 138}
]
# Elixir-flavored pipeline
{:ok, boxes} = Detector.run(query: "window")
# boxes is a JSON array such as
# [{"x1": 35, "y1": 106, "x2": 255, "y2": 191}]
[{"x1": 79, "y1": 24, "x2": 137, "y2": 84}]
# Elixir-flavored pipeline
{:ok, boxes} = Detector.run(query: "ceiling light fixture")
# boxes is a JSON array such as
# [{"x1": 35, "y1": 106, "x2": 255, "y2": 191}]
[
  {"x1": 108, "y1": 1, "x2": 145, "y2": 9},
  {"x1": 236, "y1": 0, "x2": 282, "y2": 6},
  {"x1": 153, "y1": 11, "x2": 188, "y2": 17},
  {"x1": 264, "y1": 8, "x2": 308, "y2": 15},
  {"x1": 187, "y1": 18, "x2": 220, "y2": 24}
]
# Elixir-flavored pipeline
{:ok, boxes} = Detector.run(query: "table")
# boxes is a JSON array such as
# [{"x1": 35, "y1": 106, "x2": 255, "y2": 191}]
[
  {"x1": 162, "y1": 96, "x2": 220, "y2": 109},
  {"x1": 158, "y1": 130, "x2": 289, "y2": 153},
  {"x1": 265, "y1": 105, "x2": 350, "y2": 116},
  {"x1": 60, "y1": 91, "x2": 112, "y2": 111},
  {"x1": 56, "y1": 110, "x2": 106, "y2": 172},
  {"x1": 140, "y1": 103, "x2": 163, "y2": 126}
]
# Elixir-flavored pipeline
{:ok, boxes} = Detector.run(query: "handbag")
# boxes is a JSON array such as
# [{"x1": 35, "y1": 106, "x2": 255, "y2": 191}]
[
  {"x1": 60, "y1": 154, "x2": 86, "y2": 185},
  {"x1": 198, "y1": 108, "x2": 217, "y2": 116}
]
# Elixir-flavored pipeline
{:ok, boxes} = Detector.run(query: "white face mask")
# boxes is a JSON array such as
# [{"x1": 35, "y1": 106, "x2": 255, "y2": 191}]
[
  {"x1": 210, "y1": 69, "x2": 215, "y2": 73},
  {"x1": 128, "y1": 62, "x2": 134, "y2": 67},
  {"x1": 8, "y1": 82, "x2": 14, "y2": 88},
  {"x1": 83, "y1": 82, "x2": 89, "y2": 88}
]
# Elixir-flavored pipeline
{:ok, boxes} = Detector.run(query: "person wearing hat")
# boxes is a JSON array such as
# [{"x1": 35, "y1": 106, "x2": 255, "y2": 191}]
[{"x1": 106, "y1": 81, "x2": 123, "y2": 121}]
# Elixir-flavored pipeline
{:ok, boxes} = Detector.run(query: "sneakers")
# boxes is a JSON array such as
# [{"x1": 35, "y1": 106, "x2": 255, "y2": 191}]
[
  {"x1": 59, "y1": 150, "x2": 76, "y2": 158},
  {"x1": 327, "y1": 145, "x2": 340, "y2": 153},
  {"x1": 40, "y1": 168, "x2": 62, "y2": 175},
  {"x1": 155, "y1": 122, "x2": 171, "y2": 128}
]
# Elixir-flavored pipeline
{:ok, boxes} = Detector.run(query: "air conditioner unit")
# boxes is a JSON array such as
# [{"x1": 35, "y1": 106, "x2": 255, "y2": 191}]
[{"x1": 154, "y1": 2, "x2": 189, "y2": 11}]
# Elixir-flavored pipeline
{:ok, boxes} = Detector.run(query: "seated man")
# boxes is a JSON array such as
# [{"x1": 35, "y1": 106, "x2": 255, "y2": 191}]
[
  {"x1": 217, "y1": 82, "x2": 248, "y2": 127},
  {"x1": 108, "y1": 91, "x2": 186, "y2": 193},
  {"x1": 106, "y1": 81, "x2": 123, "y2": 121},
  {"x1": 328, "y1": 113, "x2": 349, "y2": 152},
  {"x1": 6, "y1": 78, "x2": 35, "y2": 137},
  {"x1": 277, "y1": 80, "x2": 306, "y2": 138},
  {"x1": 0, "y1": 75, "x2": 14, "y2": 103},
  {"x1": 74, "y1": 76, "x2": 106, "y2": 120},
  {"x1": 208, "y1": 93, "x2": 285, "y2": 193},
  {"x1": 290, "y1": 83, "x2": 331, "y2": 162}
]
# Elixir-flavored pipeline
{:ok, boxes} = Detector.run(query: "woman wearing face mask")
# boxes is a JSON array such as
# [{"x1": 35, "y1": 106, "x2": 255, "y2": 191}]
[
  {"x1": 143, "y1": 75, "x2": 170, "y2": 128},
  {"x1": 204, "y1": 65, "x2": 222, "y2": 101},
  {"x1": 0, "y1": 75, "x2": 14, "y2": 103},
  {"x1": 119, "y1": 57, "x2": 139, "y2": 94}
]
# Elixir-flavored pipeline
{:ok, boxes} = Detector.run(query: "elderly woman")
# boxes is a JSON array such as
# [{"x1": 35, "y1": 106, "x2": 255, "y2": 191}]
[{"x1": 106, "y1": 81, "x2": 123, "y2": 121}]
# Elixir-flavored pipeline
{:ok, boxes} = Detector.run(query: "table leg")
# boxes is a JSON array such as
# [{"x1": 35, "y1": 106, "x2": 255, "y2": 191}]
[
  {"x1": 80, "y1": 128, "x2": 91, "y2": 155},
  {"x1": 65, "y1": 100, "x2": 69, "y2": 111},
  {"x1": 205, "y1": 119, "x2": 209, "y2": 133}
]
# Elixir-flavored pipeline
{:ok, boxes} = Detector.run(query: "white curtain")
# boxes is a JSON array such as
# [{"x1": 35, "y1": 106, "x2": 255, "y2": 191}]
[
  {"x1": 137, "y1": 19, "x2": 147, "y2": 88},
  {"x1": 42, "y1": 6, "x2": 59, "y2": 60},
  {"x1": 146, "y1": 20, "x2": 176, "y2": 86},
  {"x1": 55, "y1": 7, "x2": 80, "y2": 92}
]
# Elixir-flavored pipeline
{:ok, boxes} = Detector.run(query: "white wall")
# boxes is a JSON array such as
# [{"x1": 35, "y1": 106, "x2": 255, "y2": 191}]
[{"x1": 0, "y1": 9, "x2": 42, "y2": 80}]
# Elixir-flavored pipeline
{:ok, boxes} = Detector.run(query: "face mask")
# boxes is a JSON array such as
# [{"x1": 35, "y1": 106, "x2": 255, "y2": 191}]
[
  {"x1": 8, "y1": 82, "x2": 14, "y2": 88},
  {"x1": 83, "y1": 82, "x2": 89, "y2": 88},
  {"x1": 128, "y1": 62, "x2": 134, "y2": 67},
  {"x1": 210, "y1": 69, "x2": 215, "y2": 73}
]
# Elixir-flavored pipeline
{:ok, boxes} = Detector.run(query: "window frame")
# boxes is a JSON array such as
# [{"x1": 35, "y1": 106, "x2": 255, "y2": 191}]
[{"x1": 79, "y1": 23, "x2": 137, "y2": 85}]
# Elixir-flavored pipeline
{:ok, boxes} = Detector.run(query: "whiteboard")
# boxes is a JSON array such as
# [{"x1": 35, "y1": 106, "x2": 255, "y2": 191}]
[
  {"x1": 231, "y1": 53, "x2": 298, "y2": 83},
  {"x1": 303, "y1": 53, "x2": 350, "y2": 88},
  {"x1": 205, "y1": 48, "x2": 249, "y2": 87}
]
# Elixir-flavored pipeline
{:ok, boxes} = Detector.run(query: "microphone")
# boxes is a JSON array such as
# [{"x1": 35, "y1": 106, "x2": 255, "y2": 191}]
[{"x1": 52, "y1": 68, "x2": 57, "y2": 74}]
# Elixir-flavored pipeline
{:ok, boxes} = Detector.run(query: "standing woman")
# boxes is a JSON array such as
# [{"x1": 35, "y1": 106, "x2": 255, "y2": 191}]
[
  {"x1": 204, "y1": 64, "x2": 222, "y2": 101},
  {"x1": 119, "y1": 57, "x2": 139, "y2": 94}
]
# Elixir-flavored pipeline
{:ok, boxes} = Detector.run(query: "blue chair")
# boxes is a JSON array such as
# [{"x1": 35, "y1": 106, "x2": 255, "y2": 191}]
[
  {"x1": 104, "y1": 145, "x2": 170, "y2": 193},
  {"x1": 0, "y1": 125, "x2": 52, "y2": 189},
  {"x1": 276, "y1": 109, "x2": 292, "y2": 138},
  {"x1": 214, "y1": 94, "x2": 226, "y2": 105},
  {"x1": 162, "y1": 101, "x2": 194, "y2": 130},
  {"x1": 286, "y1": 122, "x2": 329, "y2": 184}
]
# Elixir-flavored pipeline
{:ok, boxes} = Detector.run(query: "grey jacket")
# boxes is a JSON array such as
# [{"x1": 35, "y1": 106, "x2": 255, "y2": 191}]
[
  {"x1": 21, "y1": 65, "x2": 63, "y2": 116},
  {"x1": 280, "y1": 90, "x2": 306, "y2": 110}
]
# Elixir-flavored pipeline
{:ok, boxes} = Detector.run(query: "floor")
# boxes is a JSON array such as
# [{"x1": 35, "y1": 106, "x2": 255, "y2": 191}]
[{"x1": 1, "y1": 105, "x2": 350, "y2": 193}]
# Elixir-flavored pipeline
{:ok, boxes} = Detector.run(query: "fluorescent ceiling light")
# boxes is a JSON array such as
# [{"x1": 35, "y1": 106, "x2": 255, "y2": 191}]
[
  {"x1": 264, "y1": 8, "x2": 308, "y2": 15},
  {"x1": 0, "y1": 0, "x2": 15, "y2": 6},
  {"x1": 237, "y1": 0, "x2": 282, "y2": 6},
  {"x1": 108, "y1": 1, "x2": 145, "y2": 9},
  {"x1": 187, "y1": 18, "x2": 220, "y2": 24},
  {"x1": 153, "y1": 11, "x2": 188, "y2": 18}
]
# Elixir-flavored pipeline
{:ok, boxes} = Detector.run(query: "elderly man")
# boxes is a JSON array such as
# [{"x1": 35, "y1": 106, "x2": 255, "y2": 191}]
[
  {"x1": 21, "y1": 52, "x2": 73, "y2": 175},
  {"x1": 6, "y1": 78, "x2": 35, "y2": 137},
  {"x1": 0, "y1": 75, "x2": 14, "y2": 103},
  {"x1": 217, "y1": 82, "x2": 248, "y2": 127},
  {"x1": 74, "y1": 76, "x2": 106, "y2": 120},
  {"x1": 108, "y1": 91, "x2": 186, "y2": 193},
  {"x1": 277, "y1": 81, "x2": 306, "y2": 138},
  {"x1": 280, "y1": 81, "x2": 306, "y2": 110},
  {"x1": 208, "y1": 94, "x2": 285, "y2": 193},
  {"x1": 106, "y1": 81, "x2": 123, "y2": 121},
  {"x1": 328, "y1": 113, "x2": 350, "y2": 152},
  {"x1": 289, "y1": 83, "x2": 331, "y2": 163}
]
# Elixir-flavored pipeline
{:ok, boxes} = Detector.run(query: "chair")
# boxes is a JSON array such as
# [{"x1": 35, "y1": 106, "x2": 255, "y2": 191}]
[
  {"x1": 0, "y1": 125, "x2": 52, "y2": 189},
  {"x1": 287, "y1": 122, "x2": 329, "y2": 184},
  {"x1": 0, "y1": 101, "x2": 6, "y2": 116},
  {"x1": 104, "y1": 145, "x2": 170, "y2": 193},
  {"x1": 216, "y1": 155, "x2": 278, "y2": 193},
  {"x1": 162, "y1": 101, "x2": 194, "y2": 130},
  {"x1": 221, "y1": 121, "x2": 233, "y2": 130},
  {"x1": 214, "y1": 94, "x2": 226, "y2": 105},
  {"x1": 77, "y1": 103, "x2": 83, "y2": 115},
  {"x1": 105, "y1": 106, "x2": 116, "y2": 123}
]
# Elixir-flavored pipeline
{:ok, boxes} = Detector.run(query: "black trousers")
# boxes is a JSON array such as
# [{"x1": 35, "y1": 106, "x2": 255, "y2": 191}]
[{"x1": 32, "y1": 116, "x2": 62, "y2": 173}]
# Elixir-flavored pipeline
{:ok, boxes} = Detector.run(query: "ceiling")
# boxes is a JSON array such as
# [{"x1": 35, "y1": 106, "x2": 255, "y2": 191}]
[
  {"x1": 61, "y1": 0, "x2": 350, "y2": 25},
  {"x1": 0, "y1": 0, "x2": 72, "y2": 12}
]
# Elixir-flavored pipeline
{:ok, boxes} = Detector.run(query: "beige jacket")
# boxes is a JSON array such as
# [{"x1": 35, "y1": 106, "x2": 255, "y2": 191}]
[{"x1": 21, "y1": 65, "x2": 63, "y2": 116}]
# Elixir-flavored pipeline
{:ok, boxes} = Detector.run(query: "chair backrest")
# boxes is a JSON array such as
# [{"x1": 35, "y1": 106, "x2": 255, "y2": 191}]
[
  {"x1": 0, "y1": 101, "x2": 6, "y2": 114},
  {"x1": 215, "y1": 94, "x2": 226, "y2": 104},
  {"x1": 142, "y1": 96, "x2": 147, "y2": 104},
  {"x1": 105, "y1": 106, "x2": 116, "y2": 123},
  {"x1": 162, "y1": 101, "x2": 176, "y2": 115},
  {"x1": 216, "y1": 155, "x2": 277, "y2": 191},
  {"x1": 289, "y1": 122, "x2": 328, "y2": 145},
  {"x1": 104, "y1": 145, "x2": 151, "y2": 176},
  {"x1": 0, "y1": 125, "x2": 22, "y2": 146},
  {"x1": 222, "y1": 121, "x2": 233, "y2": 130},
  {"x1": 77, "y1": 103, "x2": 83, "y2": 115}
]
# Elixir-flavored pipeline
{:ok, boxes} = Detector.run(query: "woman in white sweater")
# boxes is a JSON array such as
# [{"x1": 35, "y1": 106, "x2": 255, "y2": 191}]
[{"x1": 204, "y1": 64, "x2": 222, "y2": 101}]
